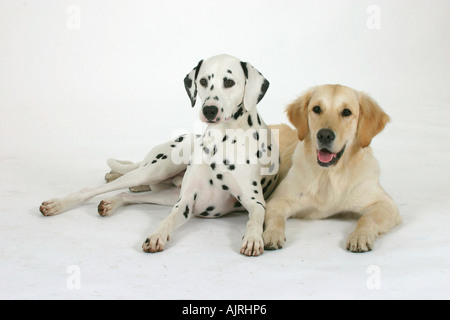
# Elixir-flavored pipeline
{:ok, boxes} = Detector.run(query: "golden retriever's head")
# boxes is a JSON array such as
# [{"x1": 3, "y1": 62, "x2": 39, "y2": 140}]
[{"x1": 286, "y1": 84, "x2": 390, "y2": 167}]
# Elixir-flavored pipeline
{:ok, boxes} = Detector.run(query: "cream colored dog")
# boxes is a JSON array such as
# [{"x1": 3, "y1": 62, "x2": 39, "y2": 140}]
[{"x1": 263, "y1": 84, "x2": 401, "y2": 252}]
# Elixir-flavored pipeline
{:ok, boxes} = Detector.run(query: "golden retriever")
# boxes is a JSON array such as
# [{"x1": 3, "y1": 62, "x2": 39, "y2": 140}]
[{"x1": 263, "y1": 84, "x2": 401, "y2": 252}]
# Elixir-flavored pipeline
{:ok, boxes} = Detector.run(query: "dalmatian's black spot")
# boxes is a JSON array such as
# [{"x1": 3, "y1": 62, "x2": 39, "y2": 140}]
[
  {"x1": 223, "y1": 159, "x2": 230, "y2": 165},
  {"x1": 269, "y1": 163, "x2": 276, "y2": 173},
  {"x1": 257, "y1": 114, "x2": 262, "y2": 126},
  {"x1": 210, "y1": 85, "x2": 214, "y2": 90},
  {"x1": 214, "y1": 213, "x2": 221, "y2": 217},
  {"x1": 240, "y1": 61, "x2": 249, "y2": 79},
  {"x1": 209, "y1": 179, "x2": 213, "y2": 185},
  {"x1": 206, "y1": 206, "x2": 215, "y2": 212},
  {"x1": 227, "y1": 69, "x2": 232, "y2": 74},
  {"x1": 257, "y1": 79, "x2": 270, "y2": 103},
  {"x1": 203, "y1": 147, "x2": 210, "y2": 154},
  {"x1": 268, "y1": 144, "x2": 272, "y2": 151},
  {"x1": 256, "y1": 150, "x2": 262, "y2": 158},
  {"x1": 151, "y1": 160, "x2": 157, "y2": 164},
  {"x1": 170, "y1": 144, "x2": 176, "y2": 148},
  {"x1": 217, "y1": 174, "x2": 223, "y2": 180},
  {"x1": 248, "y1": 115, "x2": 253, "y2": 127},
  {"x1": 233, "y1": 106, "x2": 244, "y2": 120},
  {"x1": 252, "y1": 181, "x2": 257, "y2": 186},
  {"x1": 222, "y1": 185, "x2": 229, "y2": 190},
  {"x1": 263, "y1": 179, "x2": 273, "y2": 194},
  {"x1": 231, "y1": 138, "x2": 237, "y2": 144},
  {"x1": 210, "y1": 162, "x2": 216, "y2": 170},
  {"x1": 185, "y1": 77, "x2": 193, "y2": 89},
  {"x1": 246, "y1": 160, "x2": 250, "y2": 164},
  {"x1": 261, "y1": 178, "x2": 266, "y2": 185},
  {"x1": 200, "y1": 212, "x2": 209, "y2": 217},
  {"x1": 194, "y1": 193, "x2": 197, "y2": 201},
  {"x1": 183, "y1": 205, "x2": 190, "y2": 219},
  {"x1": 253, "y1": 132, "x2": 259, "y2": 140},
  {"x1": 212, "y1": 145, "x2": 217, "y2": 156},
  {"x1": 175, "y1": 136, "x2": 184, "y2": 143},
  {"x1": 234, "y1": 201, "x2": 242, "y2": 208},
  {"x1": 214, "y1": 96, "x2": 219, "y2": 100},
  {"x1": 144, "y1": 163, "x2": 148, "y2": 167},
  {"x1": 222, "y1": 135, "x2": 228, "y2": 142},
  {"x1": 162, "y1": 155, "x2": 167, "y2": 160},
  {"x1": 254, "y1": 190, "x2": 259, "y2": 194},
  {"x1": 156, "y1": 154, "x2": 164, "y2": 159},
  {"x1": 228, "y1": 164, "x2": 235, "y2": 171}
]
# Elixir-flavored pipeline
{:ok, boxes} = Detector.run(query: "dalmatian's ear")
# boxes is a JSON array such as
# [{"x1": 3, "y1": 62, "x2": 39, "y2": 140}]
[
  {"x1": 240, "y1": 61, "x2": 270, "y2": 112},
  {"x1": 183, "y1": 59, "x2": 203, "y2": 107}
]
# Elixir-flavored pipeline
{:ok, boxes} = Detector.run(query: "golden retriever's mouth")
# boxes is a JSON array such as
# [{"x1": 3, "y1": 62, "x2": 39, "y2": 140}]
[{"x1": 317, "y1": 145, "x2": 346, "y2": 167}]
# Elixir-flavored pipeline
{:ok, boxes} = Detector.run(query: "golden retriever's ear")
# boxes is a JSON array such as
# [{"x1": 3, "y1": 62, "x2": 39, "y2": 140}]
[
  {"x1": 286, "y1": 89, "x2": 313, "y2": 141},
  {"x1": 357, "y1": 92, "x2": 390, "y2": 148}
]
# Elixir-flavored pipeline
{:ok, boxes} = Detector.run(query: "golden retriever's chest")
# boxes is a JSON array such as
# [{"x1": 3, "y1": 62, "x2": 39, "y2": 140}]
[{"x1": 298, "y1": 173, "x2": 353, "y2": 219}]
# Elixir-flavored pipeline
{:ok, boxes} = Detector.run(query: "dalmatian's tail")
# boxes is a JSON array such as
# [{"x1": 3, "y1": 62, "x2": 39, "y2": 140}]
[{"x1": 106, "y1": 158, "x2": 141, "y2": 174}]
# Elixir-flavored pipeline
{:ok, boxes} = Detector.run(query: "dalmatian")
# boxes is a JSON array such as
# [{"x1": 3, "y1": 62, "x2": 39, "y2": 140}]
[{"x1": 39, "y1": 54, "x2": 279, "y2": 256}]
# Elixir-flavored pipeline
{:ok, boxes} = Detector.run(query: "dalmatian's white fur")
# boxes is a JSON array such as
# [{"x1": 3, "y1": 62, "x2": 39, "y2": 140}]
[{"x1": 39, "y1": 54, "x2": 279, "y2": 256}]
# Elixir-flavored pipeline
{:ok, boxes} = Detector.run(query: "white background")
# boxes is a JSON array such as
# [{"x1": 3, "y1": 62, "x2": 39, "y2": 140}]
[{"x1": 0, "y1": 0, "x2": 449, "y2": 299}]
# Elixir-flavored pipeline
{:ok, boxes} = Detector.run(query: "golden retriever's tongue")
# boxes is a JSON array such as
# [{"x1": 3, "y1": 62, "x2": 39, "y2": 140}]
[{"x1": 318, "y1": 150, "x2": 335, "y2": 163}]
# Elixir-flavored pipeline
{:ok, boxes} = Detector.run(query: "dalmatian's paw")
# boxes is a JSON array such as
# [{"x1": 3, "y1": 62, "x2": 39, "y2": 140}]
[
  {"x1": 97, "y1": 200, "x2": 116, "y2": 216},
  {"x1": 240, "y1": 234, "x2": 264, "y2": 257},
  {"x1": 40, "y1": 199, "x2": 65, "y2": 216},
  {"x1": 263, "y1": 228, "x2": 286, "y2": 250},
  {"x1": 142, "y1": 234, "x2": 169, "y2": 253}
]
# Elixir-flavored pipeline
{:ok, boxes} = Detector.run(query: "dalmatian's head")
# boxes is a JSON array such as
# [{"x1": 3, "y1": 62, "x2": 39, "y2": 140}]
[{"x1": 184, "y1": 54, "x2": 269, "y2": 124}]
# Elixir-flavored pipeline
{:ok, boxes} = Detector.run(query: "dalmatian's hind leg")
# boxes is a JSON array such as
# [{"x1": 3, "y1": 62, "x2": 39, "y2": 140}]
[{"x1": 98, "y1": 187, "x2": 181, "y2": 216}]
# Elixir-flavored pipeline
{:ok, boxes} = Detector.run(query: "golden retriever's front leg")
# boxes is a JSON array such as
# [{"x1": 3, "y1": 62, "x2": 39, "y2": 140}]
[
  {"x1": 346, "y1": 198, "x2": 401, "y2": 252},
  {"x1": 263, "y1": 197, "x2": 295, "y2": 250}
]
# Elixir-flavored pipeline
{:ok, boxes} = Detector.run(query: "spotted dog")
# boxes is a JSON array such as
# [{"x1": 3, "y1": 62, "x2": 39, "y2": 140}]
[{"x1": 39, "y1": 54, "x2": 279, "y2": 256}]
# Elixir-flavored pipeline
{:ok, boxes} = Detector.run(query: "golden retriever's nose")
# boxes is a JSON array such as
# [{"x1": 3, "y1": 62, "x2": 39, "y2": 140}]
[{"x1": 317, "y1": 129, "x2": 335, "y2": 145}]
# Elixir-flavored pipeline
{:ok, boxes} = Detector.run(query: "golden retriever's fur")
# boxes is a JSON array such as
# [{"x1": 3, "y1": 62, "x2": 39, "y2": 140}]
[{"x1": 264, "y1": 84, "x2": 401, "y2": 252}]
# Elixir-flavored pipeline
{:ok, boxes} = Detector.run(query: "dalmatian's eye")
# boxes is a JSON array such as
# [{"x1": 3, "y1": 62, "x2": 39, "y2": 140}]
[
  {"x1": 223, "y1": 78, "x2": 235, "y2": 88},
  {"x1": 200, "y1": 78, "x2": 208, "y2": 88},
  {"x1": 312, "y1": 106, "x2": 321, "y2": 114},
  {"x1": 342, "y1": 108, "x2": 352, "y2": 117}
]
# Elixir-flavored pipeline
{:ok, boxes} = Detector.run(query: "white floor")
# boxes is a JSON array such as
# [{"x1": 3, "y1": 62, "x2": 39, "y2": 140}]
[{"x1": 0, "y1": 0, "x2": 449, "y2": 300}]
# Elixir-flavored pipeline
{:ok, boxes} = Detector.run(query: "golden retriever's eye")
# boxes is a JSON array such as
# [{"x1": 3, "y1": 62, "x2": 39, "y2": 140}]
[
  {"x1": 312, "y1": 106, "x2": 322, "y2": 114},
  {"x1": 200, "y1": 78, "x2": 208, "y2": 87},
  {"x1": 342, "y1": 108, "x2": 352, "y2": 117}
]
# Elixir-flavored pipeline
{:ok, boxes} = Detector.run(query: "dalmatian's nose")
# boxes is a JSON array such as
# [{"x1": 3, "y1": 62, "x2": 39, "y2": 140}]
[{"x1": 203, "y1": 106, "x2": 219, "y2": 121}]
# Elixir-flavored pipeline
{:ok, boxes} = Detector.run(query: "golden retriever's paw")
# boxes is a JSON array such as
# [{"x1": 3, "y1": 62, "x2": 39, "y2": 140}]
[
  {"x1": 346, "y1": 230, "x2": 376, "y2": 252},
  {"x1": 240, "y1": 234, "x2": 264, "y2": 256},
  {"x1": 263, "y1": 228, "x2": 286, "y2": 250},
  {"x1": 142, "y1": 234, "x2": 169, "y2": 253}
]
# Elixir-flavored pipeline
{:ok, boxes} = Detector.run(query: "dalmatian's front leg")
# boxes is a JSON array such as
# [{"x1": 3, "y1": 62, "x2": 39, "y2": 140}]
[
  {"x1": 142, "y1": 193, "x2": 195, "y2": 253},
  {"x1": 239, "y1": 182, "x2": 266, "y2": 256}
]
